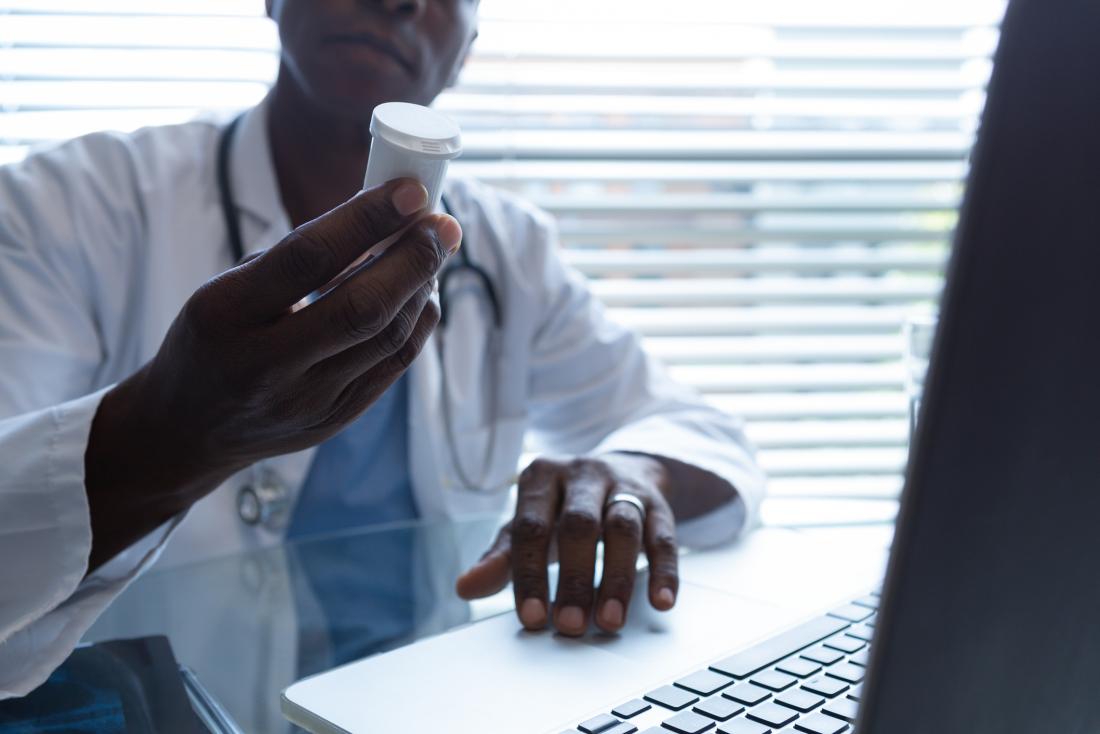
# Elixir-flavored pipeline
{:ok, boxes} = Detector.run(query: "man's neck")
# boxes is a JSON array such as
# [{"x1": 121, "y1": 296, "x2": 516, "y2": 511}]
[{"x1": 267, "y1": 69, "x2": 372, "y2": 228}]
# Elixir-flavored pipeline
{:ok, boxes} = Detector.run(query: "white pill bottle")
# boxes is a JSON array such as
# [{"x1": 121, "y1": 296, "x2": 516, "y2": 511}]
[{"x1": 363, "y1": 102, "x2": 463, "y2": 211}]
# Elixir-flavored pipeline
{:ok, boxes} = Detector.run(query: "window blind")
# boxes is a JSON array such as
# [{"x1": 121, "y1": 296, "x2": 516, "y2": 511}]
[{"x1": 0, "y1": 0, "x2": 1006, "y2": 521}]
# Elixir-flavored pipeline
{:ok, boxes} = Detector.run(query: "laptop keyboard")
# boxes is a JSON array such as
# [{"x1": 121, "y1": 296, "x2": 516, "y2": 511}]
[{"x1": 561, "y1": 591, "x2": 878, "y2": 734}]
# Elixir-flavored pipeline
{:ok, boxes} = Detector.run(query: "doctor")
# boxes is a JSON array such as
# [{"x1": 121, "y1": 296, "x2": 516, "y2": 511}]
[{"x1": 0, "y1": 0, "x2": 764, "y2": 698}]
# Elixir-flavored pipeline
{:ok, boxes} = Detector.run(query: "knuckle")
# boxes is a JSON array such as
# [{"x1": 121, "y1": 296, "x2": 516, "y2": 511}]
[
  {"x1": 558, "y1": 509, "x2": 600, "y2": 543},
  {"x1": 347, "y1": 191, "x2": 400, "y2": 242},
  {"x1": 570, "y1": 456, "x2": 608, "y2": 478},
  {"x1": 404, "y1": 221, "x2": 447, "y2": 275},
  {"x1": 393, "y1": 340, "x2": 420, "y2": 370},
  {"x1": 180, "y1": 283, "x2": 239, "y2": 347},
  {"x1": 512, "y1": 568, "x2": 547, "y2": 595},
  {"x1": 337, "y1": 283, "x2": 389, "y2": 341},
  {"x1": 392, "y1": 312, "x2": 435, "y2": 370},
  {"x1": 558, "y1": 572, "x2": 595, "y2": 602},
  {"x1": 649, "y1": 533, "x2": 678, "y2": 558},
  {"x1": 380, "y1": 309, "x2": 416, "y2": 354},
  {"x1": 419, "y1": 298, "x2": 441, "y2": 331},
  {"x1": 280, "y1": 230, "x2": 338, "y2": 286},
  {"x1": 520, "y1": 457, "x2": 562, "y2": 485},
  {"x1": 601, "y1": 569, "x2": 636, "y2": 594},
  {"x1": 512, "y1": 514, "x2": 552, "y2": 546},
  {"x1": 182, "y1": 286, "x2": 217, "y2": 331},
  {"x1": 604, "y1": 511, "x2": 643, "y2": 543}
]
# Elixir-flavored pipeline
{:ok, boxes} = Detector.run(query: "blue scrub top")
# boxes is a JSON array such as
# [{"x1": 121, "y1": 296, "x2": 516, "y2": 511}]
[
  {"x1": 286, "y1": 374, "x2": 418, "y2": 539},
  {"x1": 287, "y1": 375, "x2": 420, "y2": 674}
]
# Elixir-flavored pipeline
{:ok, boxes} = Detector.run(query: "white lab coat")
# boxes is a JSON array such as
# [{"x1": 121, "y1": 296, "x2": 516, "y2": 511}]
[{"x1": 0, "y1": 98, "x2": 764, "y2": 698}]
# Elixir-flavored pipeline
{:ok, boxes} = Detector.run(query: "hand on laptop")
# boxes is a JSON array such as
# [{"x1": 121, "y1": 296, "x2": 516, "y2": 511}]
[{"x1": 455, "y1": 453, "x2": 678, "y2": 636}]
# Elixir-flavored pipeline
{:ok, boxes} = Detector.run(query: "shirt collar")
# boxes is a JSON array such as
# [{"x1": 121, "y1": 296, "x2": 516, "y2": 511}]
[{"x1": 229, "y1": 93, "x2": 291, "y2": 254}]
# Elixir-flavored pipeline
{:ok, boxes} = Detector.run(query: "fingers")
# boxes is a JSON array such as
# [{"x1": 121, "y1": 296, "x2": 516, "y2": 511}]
[
  {"x1": 233, "y1": 179, "x2": 432, "y2": 320},
  {"x1": 236, "y1": 250, "x2": 265, "y2": 267},
  {"x1": 455, "y1": 523, "x2": 512, "y2": 599},
  {"x1": 286, "y1": 213, "x2": 459, "y2": 364},
  {"x1": 324, "y1": 297, "x2": 439, "y2": 425},
  {"x1": 552, "y1": 462, "x2": 610, "y2": 636},
  {"x1": 307, "y1": 281, "x2": 434, "y2": 391},
  {"x1": 643, "y1": 496, "x2": 680, "y2": 611},
  {"x1": 510, "y1": 459, "x2": 563, "y2": 631},
  {"x1": 594, "y1": 494, "x2": 645, "y2": 633}
]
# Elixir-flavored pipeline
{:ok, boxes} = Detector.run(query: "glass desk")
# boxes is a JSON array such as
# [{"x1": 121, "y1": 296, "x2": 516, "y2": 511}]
[
  {"x1": 82, "y1": 508, "x2": 895, "y2": 733},
  {"x1": 85, "y1": 514, "x2": 512, "y2": 733}
]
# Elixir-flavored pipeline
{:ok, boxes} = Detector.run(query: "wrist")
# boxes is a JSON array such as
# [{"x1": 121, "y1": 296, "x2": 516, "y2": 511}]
[{"x1": 84, "y1": 369, "x2": 237, "y2": 570}]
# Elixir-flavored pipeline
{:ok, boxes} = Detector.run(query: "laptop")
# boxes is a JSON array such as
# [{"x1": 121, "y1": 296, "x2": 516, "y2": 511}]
[{"x1": 283, "y1": 0, "x2": 1100, "y2": 730}]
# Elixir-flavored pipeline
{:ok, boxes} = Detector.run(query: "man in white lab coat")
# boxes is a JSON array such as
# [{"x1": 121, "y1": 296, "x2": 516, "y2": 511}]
[{"x1": 0, "y1": 0, "x2": 764, "y2": 698}]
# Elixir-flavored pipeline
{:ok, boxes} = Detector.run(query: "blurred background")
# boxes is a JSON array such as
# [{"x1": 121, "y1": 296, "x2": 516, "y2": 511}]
[{"x1": 0, "y1": 0, "x2": 1007, "y2": 527}]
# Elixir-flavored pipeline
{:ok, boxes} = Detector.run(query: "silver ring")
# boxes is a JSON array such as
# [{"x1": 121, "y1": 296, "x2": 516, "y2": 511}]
[{"x1": 605, "y1": 492, "x2": 646, "y2": 523}]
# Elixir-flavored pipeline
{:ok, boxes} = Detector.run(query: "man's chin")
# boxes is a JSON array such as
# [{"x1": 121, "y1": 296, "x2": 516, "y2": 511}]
[{"x1": 315, "y1": 84, "x2": 435, "y2": 124}]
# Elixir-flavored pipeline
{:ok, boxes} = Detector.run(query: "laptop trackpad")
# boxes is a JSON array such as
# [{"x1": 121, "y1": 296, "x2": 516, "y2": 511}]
[{"x1": 282, "y1": 577, "x2": 796, "y2": 734}]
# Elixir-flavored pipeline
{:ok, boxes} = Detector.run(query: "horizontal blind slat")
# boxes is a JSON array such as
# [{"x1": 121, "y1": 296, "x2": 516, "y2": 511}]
[{"x1": 596, "y1": 277, "x2": 942, "y2": 307}]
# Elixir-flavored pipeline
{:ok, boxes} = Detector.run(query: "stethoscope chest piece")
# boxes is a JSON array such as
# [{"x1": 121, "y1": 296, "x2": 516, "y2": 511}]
[{"x1": 237, "y1": 465, "x2": 292, "y2": 530}]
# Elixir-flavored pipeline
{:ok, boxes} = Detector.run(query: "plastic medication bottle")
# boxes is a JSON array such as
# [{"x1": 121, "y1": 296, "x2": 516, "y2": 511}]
[{"x1": 364, "y1": 102, "x2": 463, "y2": 211}]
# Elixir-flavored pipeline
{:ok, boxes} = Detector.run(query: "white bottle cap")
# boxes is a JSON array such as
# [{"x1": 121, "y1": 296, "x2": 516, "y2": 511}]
[{"x1": 364, "y1": 102, "x2": 462, "y2": 211}]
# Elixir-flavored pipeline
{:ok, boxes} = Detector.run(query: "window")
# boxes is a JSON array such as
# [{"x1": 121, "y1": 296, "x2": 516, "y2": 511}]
[{"x1": 0, "y1": 0, "x2": 1006, "y2": 521}]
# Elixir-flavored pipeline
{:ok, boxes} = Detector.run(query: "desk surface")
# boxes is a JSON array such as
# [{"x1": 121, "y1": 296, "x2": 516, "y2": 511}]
[{"x1": 84, "y1": 510, "x2": 893, "y2": 733}]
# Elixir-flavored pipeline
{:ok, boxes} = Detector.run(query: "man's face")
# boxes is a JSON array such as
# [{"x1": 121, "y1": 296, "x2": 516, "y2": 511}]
[{"x1": 267, "y1": 0, "x2": 478, "y2": 120}]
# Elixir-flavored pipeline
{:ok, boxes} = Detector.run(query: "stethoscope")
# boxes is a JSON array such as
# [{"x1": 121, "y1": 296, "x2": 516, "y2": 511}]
[{"x1": 217, "y1": 113, "x2": 506, "y2": 529}]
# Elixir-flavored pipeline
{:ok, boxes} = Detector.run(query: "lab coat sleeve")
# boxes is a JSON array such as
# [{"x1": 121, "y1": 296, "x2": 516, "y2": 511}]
[
  {"x1": 0, "y1": 136, "x2": 178, "y2": 699},
  {"x1": 521, "y1": 211, "x2": 766, "y2": 549},
  {"x1": 0, "y1": 393, "x2": 180, "y2": 699}
]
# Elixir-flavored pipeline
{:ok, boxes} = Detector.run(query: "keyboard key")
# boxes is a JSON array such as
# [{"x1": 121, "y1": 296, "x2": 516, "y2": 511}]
[
  {"x1": 864, "y1": 613, "x2": 877, "y2": 627},
  {"x1": 579, "y1": 714, "x2": 623, "y2": 733},
  {"x1": 825, "y1": 663, "x2": 865, "y2": 685},
  {"x1": 775, "y1": 689, "x2": 825, "y2": 713},
  {"x1": 844, "y1": 625, "x2": 874, "y2": 642},
  {"x1": 746, "y1": 702, "x2": 799, "y2": 728},
  {"x1": 827, "y1": 605, "x2": 873, "y2": 623},
  {"x1": 693, "y1": 697, "x2": 744, "y2": 722},
  {"x1": 847, "y1": 683, "x2": 863, "y2": 700},
  {"x1": 710, "y1": 616, "x2": 849, "y2": 679},
  {"x1": 848, "y1": 649, "x2": 870, "y2": 667},
  {"x1": 850, "y1": 595, "x2": 879, "y2": 610},
  {"x1": 676, "y1": 669, "x2": 735, "y2": 696},
  {"x1": 645, "y1": 685, "x2": 699, "y2": 711},
  {"x1": 613, "y1": 700, "x2": 652, "y2": 719},
  {"x1": 776, "y1": 658, "x2": 821, "y2": 678},
  {"x1": 802, "y1": 675, "x2": 849, "y2": 698},
  {"x1": 662, "y1": 710, "x2": 716, "y2": 734},
  {"x1": 716, "y1": 720, "x2": 770, "y2": 734},
  {"x1": 750, "y1": 670, "x2": 797, "y2": 692},
  {"x1": 823, "y1": 697, "x2": 860, "y2": 723},
  {"x1": 823, "y1": 635, "x2": 865, "y2": 654},
  {"x1": 801, "y1": 646, "x2": 844, "y2": 666},
  {"x1": 606, "y1": 725, "x2": 639, "y2": 734},
  {"x1": 722, "y1": 683, "x2": 771, "y2": 706},
  {"x1": 794, "y1": 712, "x2": 850, "y2": 734}
]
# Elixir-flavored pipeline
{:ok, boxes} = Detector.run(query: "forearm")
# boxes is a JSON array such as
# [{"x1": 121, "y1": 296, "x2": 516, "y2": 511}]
[{"x1": 83, "y1": 369, "x2": 236, "y2": 573}]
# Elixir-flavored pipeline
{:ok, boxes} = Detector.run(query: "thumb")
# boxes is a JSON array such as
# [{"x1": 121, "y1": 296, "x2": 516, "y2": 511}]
[{"x1": 455, "y1": 524, "x2": 512, "y2": 599}]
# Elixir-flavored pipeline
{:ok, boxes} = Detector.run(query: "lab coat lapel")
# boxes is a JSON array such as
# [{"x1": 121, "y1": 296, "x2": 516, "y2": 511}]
[{"x1": 227, "y1": 96, "x2": 290, "y2": 258}]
